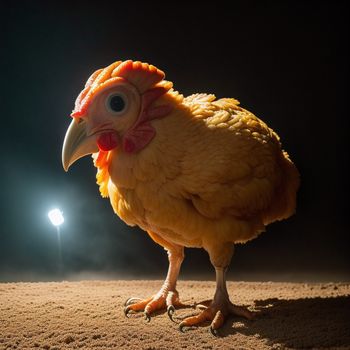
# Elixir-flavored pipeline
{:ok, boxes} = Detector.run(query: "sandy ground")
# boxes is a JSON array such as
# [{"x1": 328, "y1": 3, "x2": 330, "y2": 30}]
[{"x1": 0, "y1": 280, "x2": 349, "y2": 350}]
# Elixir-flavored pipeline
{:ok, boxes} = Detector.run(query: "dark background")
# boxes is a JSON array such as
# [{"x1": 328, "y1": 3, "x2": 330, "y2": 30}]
[{"x1": 1, "y1": 1, "x2": 348, "y2": 282}]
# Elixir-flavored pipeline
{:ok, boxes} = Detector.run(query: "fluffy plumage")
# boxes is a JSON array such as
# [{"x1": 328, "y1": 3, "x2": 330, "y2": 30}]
[{"x1": 93, "y1": 83, "x2": 299, "y2": 248}]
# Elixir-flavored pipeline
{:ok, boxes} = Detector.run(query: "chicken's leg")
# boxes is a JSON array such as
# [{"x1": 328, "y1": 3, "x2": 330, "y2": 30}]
[
  {"x1": 124, "y1": 232, "x2": 187, "y2": 321},
  {"x1": 179, "y1": 243, "x2": 254, "y2": 335}
]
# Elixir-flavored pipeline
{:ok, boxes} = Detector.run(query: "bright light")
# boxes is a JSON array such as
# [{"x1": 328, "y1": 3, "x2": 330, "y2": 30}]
[{"x1": 48, "y1": 209, "x2": 64, "y2": 227}]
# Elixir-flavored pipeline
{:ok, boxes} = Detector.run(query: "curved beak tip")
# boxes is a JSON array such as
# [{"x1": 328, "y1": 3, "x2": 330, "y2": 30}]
[
  {"x1": 61, "y1": 118, "x2": 98, "y2": 172},
  {"x1": 62, "y1": 162, "x2": 70, "y2": 172}
]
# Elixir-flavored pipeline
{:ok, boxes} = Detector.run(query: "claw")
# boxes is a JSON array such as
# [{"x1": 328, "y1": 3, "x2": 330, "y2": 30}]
[
  {"x1": 124, "y1": 306, "x2": 131, "y2": 318},
  {"x1": 179, "y1": 322, "x2": 186, "y2": 333},
  {"x1": 124, "y1": 297, "x2": 142, "y2": 306},
  {"x1": 179, "y1": 322, "x2": 195, "y2": 333},
  {"x1": 209, "y1": 326, "x2": 219, "y2": 337},
  {"x1": 144, "y1": 312, "x2": 151, "y2": 323},
  {"x1": 167, "y1": 305, "x2": 176, "y2": 322}
]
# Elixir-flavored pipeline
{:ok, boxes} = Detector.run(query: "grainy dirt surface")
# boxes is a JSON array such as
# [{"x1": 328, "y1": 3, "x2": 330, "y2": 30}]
[{"x1": 0, "y1": 280, "x2": 349, "y2": 350}]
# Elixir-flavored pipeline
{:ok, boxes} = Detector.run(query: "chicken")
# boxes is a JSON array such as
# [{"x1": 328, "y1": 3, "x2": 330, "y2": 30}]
[{"x1": 62, "y1": 60, "x2": 299, "y2": 334}]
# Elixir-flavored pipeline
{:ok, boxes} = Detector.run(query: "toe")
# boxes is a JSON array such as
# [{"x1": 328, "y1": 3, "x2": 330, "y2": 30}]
[
  {"x1": 165, "y1": 291, "x2": 193, "y2": 322},
  {"x1": 123, "y1": 297, "x2": 153, "y2": 317},
  {"x1": 144, "y1": 297, "x2": 166, "y2": 315},
  {"x1": 179, "y1": 308, "x2": 212, "y2": 332},
  {"x1": 229, "y1": 304, "x2": 255, "y2": 320},
  {"x1": 209, "y1": 310, "x2": 225, "y2": 336},
  {"x1": 166, "y1": 290, "x2": 190, "y2": 309}
]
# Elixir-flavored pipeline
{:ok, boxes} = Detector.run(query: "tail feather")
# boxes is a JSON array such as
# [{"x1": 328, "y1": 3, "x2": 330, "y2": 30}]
[{"x1": 263, "y1": 151, "x2": 300, "y2": 225}]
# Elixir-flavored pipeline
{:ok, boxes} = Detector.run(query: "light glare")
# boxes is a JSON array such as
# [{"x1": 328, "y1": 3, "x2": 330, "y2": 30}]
[{"x1": 48, "y1": 209, "x2": 64, "y2": 227}]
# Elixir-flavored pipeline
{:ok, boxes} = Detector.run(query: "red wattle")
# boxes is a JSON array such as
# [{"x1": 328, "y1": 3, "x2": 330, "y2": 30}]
[{"x1": 97, "y1": 132, "x2": 119, "y2": 151}]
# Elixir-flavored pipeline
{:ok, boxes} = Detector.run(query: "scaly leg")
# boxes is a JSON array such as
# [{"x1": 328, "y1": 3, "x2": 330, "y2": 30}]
[
  {"x1": 124, "y1": 233, "x2": 187, "y2": 322},
  {"x1": 179, "y1": 243, "x2": 254, "y2": 335}
]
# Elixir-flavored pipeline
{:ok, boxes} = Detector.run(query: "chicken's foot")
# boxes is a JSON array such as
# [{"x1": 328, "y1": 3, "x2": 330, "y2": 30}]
[
  {"x1": 124, "y1": 288, "x2": 188, "y2": 321},
  {"x1": 124, "y1": 244, "x2": 190, "y2": 321},
  {"x1": 179, "y1": 267, "x2": 254, "y2": 335}
]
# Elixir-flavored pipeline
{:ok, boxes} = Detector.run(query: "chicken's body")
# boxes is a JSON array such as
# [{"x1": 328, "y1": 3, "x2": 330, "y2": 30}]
[
  {"x1": 62, "y1": 60, "x2": 299, "y2": 334},
  {"x1": 100, "y1": 92, "x2": 297, "y2": 248}
]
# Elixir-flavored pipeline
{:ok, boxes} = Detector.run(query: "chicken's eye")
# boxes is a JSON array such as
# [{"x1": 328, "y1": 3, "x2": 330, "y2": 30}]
[{"x1": 105, "y1": 93, "x2": 128, "y2": 115}]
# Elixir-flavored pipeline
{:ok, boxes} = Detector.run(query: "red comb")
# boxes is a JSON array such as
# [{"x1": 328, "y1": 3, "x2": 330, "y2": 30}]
[{"x1": 112, "y1": 60, "x2": 165, "y2": 94}]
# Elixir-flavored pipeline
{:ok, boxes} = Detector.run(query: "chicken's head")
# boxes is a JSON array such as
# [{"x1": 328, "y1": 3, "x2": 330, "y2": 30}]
[{"x1": 62, "y1": 60, "x2": 173, "y2": 171}]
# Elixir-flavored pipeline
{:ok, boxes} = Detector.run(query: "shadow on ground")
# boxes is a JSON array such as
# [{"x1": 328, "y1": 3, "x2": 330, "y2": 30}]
[{"x1": 218, "y1": 296, "x2": 350, "y2": 348}]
